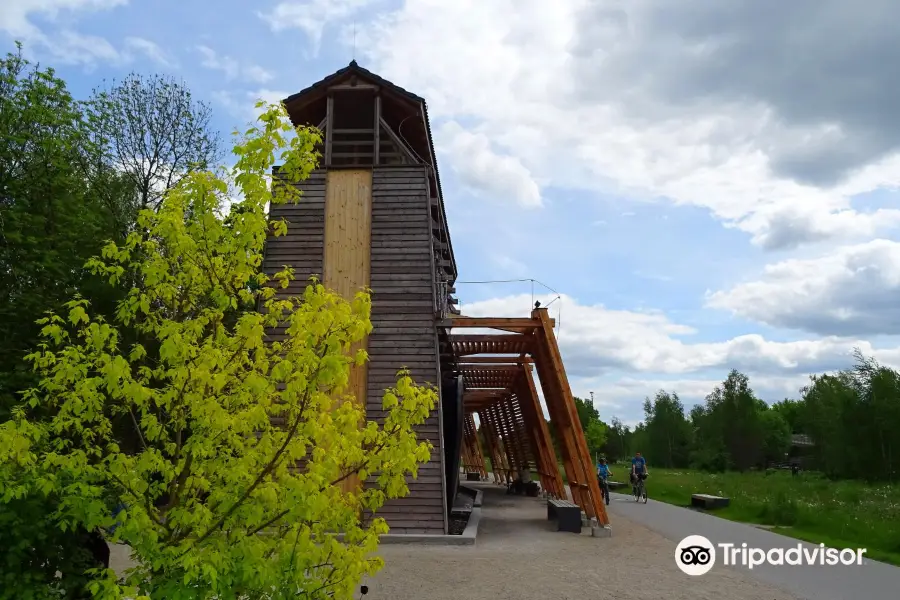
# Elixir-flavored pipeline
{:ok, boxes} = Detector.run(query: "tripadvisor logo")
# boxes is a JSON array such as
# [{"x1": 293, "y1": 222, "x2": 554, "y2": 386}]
[{"x1": 675, "y1": 535, "x2": 867, "y2": 576}]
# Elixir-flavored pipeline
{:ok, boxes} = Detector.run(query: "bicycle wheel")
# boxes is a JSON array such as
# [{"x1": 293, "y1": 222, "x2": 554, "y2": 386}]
[{"x1": 642, "y1": 487, "x2": 648, "y2": 503}]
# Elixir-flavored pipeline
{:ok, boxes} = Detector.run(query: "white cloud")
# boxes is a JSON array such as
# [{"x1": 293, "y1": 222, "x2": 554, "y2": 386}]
[
  {"x1": 353, "y1": 0, "x2": 900, "y2": 250},
  {"x1": 460, "y1": 293, "x2": 900, "y2": 378},
  {"x1": 568, "y1": 373, "x2": 813, "y2": 426},
  {"x1": 0, "y1": 0, "x2": 129, "y2": 66},
  {"x1": 460, "y1": 291, "x2": 900, "y2": 423},
  {"x1": 707, "y1": 239, "x2": 900, "y2": 336},
  {"x1": 213, "y1": 89, "x2": 293, "y2": 125},
  {"x1": 52, "y1": 30, "x2": 120, "y2": 65},
  {"x1": 123, "y1": 36, "x2": 174, "y2": 66},
  {"x1": 438, "y1": 121, "x2": 542, "y2": 208},
  {"x1": 195, "y1": 45, "x2": 274, "y2": 84},
  {"x1": 0, "y1": 0, "x2": 126, "y2": 38},
  {"x1": 258, "y1": 0, "x2": 380, "y2": 55},
  {"x1": 490, "y1": 254, "x2": 530, "y2": 276}
]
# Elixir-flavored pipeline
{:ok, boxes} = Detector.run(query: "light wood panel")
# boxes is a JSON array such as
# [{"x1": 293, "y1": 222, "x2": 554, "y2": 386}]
[{"x1": 323, "y1": 169, "x2": 373, "y2": 493}]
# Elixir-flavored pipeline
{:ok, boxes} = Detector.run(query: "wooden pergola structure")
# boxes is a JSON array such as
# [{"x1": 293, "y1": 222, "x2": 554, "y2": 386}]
[{"x1": 442, "y1": 308, "x2": 610, "y2": 525}]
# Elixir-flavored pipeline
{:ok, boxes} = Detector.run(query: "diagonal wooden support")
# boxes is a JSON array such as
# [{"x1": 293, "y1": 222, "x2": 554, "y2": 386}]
[
  {"x1": 519, "y1": 365, "x2": 566, "y2": 499},
  {"x1": 481, "y1": 406, "x2": 509, "y2": 483},
  {"x1": 462, "y1": 412, "x2": 488, "y2": 478},
  {"x1": 470, "y1": 415, "x2": 489, "y2": 478},
  {"x1": 530, "y1": 307, "x2": 609, "y2": 525}
]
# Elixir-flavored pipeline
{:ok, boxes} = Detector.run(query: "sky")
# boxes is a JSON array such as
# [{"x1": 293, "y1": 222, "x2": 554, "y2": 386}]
[{"x1": 5, "y1": 0, "x2": 900, "y2": 427}]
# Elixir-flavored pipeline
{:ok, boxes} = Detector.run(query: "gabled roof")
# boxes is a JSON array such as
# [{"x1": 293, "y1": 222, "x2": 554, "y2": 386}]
[
  {"x1": 282, "y1": 60, "x2": 424, "y2": 106},
  {"x1": 281, "y1": 61, "x2": 457, "y2": 281}
]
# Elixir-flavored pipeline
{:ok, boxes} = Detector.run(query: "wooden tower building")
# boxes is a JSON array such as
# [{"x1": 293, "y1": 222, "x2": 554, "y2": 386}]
[
  {"x1": 267, "y1": 61, "x2": 459, "y2": 534},
  {"x1": 265, "y1": 61, "x2": 610, "y2": 536}
]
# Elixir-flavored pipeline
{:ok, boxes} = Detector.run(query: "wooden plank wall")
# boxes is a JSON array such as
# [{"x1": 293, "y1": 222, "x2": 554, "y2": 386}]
[
  {"x1": 265, "y1": 166, "x2": 445, "y2": 535},
  {"x1": 265, "y1": 170, "x2": 326, "y2": 295},
  {"x1": 323, "y1": 170, "x2": 372, "y2": 494},
  {"x1": 367, "y1": 166, "x2": 445, "y2": 535}
]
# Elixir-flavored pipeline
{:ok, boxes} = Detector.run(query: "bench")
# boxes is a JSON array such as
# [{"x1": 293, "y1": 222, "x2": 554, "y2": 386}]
[
  {"x1": 465, "y1": 472, "x2": 481, "y2": 481},
  {"x1": 547, "y1": 498, "x2": 582, "y2": 533},
  {"x1": 691, "y1": 494, "x2": 730, "y2": 509},
  {"x1": 607, "y1": 481, "x2": 627, "y2": 491}
]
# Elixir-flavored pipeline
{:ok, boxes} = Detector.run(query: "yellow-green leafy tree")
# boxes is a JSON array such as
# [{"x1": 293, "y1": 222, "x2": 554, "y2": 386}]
[{"x1": 0, "y1": 103, "x2": 436, "y2": 600}]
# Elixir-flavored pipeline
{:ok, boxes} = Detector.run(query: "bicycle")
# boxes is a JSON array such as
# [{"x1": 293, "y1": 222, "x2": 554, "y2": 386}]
[
  {"x1": 632, "y1": 473, "x2": 648, "y2": 504},
  {"x1": 598, "y1": 475, "x2": 611, "y2": 505}
]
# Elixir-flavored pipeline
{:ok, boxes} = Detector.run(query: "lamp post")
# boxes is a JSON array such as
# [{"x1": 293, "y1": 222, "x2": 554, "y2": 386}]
[{"x1": 590, "y1": 391, "x2": 596, "y2": 463}]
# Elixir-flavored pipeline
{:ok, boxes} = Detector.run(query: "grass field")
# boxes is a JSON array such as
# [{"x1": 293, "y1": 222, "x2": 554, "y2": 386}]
[{"x1": 623, "y1": 465, "x2": 900, "y2": 566}]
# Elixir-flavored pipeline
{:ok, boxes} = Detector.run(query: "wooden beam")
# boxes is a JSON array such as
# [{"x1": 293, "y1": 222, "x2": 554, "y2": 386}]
[
  {"x1": 519, "y1": 367, "x2": 566, "y2": 499},
  {"x1": 324, "y1": 94, "x2": 334, "y2": 166},
  {"x1": 457, "y1": 356, "x2": 534, "y2": 365},
  {"x1": 531, "y1": 307, "x2": 609, "y2": 525},
  {"x1": 464, "y1": 392, "x2": 507, "y2": 401},
  {"x1": 374, "y1": 94, "x2": 381, "y2": 165},
  {"x1": 328, "y1": 83, "x2": 380, "y2": 92},
  {"x1": 442, "y1": 317, "x2": 555, "y2": 329},
  {"x1": 450, "y1": 334, "x2": 528, "y2": 344},
  {"x1": 461, "y1": 363, "x2": 523, "y2": 370},
  {"x1": 469, "y1": 414, "x2": 489, "y2": 479},
  {"x1": 379, "y1": 116, "x2": 418, "y2": 163}
]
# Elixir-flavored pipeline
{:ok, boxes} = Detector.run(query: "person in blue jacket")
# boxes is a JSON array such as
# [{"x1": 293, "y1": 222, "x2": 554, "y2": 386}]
[
  {"x1": 596, "y1": 457, "x2": 613, "y2": 505},
  {"x1": 631, "y1": 451, "x2": 648, "y2": 495}
]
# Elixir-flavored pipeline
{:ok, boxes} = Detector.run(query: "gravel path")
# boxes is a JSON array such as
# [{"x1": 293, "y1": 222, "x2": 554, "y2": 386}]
[{"x1": 365, "y1": 484, "x2": 799, "y2": 600}]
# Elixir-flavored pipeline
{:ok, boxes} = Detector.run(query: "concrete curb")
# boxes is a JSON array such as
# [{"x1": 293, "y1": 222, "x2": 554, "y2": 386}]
[
  {"x1": 378, "y1": 506, "x2": 481, "y2": 546},
  {"x1": 460, "y1": 484, "x2": 483, "y2": 507}
]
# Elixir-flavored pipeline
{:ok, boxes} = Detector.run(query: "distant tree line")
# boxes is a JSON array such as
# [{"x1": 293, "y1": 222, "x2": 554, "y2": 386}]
[{"x1": 587, "y1": 349, "x2": 899, "y2": 483}]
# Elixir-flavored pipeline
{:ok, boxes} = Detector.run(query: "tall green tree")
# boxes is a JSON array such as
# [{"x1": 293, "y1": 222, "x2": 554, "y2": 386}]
[
  {"x1": 758, "y1": 407, "x2": 791, "y2": 465},
  {"x1": 0, "y1": 43, "x2": 139, "y2": 600},
  {"x1": 600, "y1": 416, "x2": 630, "y2": 463},
  {"x1": 572, "y1": 396, "x2": 607, "y2": 458},
  {"x1": 771, "y1": 398, "x2": 805, "y2": 434},
  {"x1": 1, "y1": 102, "x2": 437, "y2": 600},
  {"x1": 641, "y1": 391, "x2": 691, "y2": 468},
  {"x1": 0, "y1": 44, "x2": 132, "y2": 417},
  {"x1": 802, "y1": 349, "x2": 900, "y2": 481},
  {"x1": 688, "y1": 403, "x2": 728, "y2": 471},
  {"x1": 87, "y1": 72, "x2": 222, "y2": 215}
]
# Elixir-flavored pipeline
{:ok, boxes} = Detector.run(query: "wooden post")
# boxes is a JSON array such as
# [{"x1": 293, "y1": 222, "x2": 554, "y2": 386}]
[
  {"x1": 535, "y1": 354, "x2": 585, "y2": 506},
  {"x1": 325, "y1": 94, "x2": 334, "y2": 166},
  {"x1": 478, "y1": 409, "x2": 503, "y2": 484},
  {"x1": 471, "y1": 417, "x2": 489, "y2": 478},
  {"x1": 497, "y1": 401, "x2": 519, "y2": 477},
  {"x1": 464, "y1": 412, "x2": 488, "y2": 478},
  {"x1": 488, "y1": 404, "x2": 512, "y2": 483},
  {"x1": 519, "y1": 366, "x2": 565, "y2": 498},
  {"x1": 374, "y1": 94, "x2": 381, "y2": 165}
]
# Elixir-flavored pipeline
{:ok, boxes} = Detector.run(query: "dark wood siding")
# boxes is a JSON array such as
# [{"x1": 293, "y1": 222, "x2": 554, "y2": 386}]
[
  {"x1": 264, "y1": 170, "x2": 326, "y2": 294},
  {"x1": 368, "y1": 166, "x2": 445, "y2": 534},
  {"x1": 264, "y1": 166, "x2": 446, "y2": 535}
]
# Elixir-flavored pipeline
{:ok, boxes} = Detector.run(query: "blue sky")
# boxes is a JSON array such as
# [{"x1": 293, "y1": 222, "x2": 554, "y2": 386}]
[{"x1": 6, "y1": 0, "x2": 900, "y2": 426}]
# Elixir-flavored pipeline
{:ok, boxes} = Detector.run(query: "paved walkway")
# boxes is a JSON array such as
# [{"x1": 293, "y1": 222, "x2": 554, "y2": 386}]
[
  {"x1": 368, "y1": 483, "x2": 798, "y2": 600},
  {"x1": 607, "y1": 491, "x2": 899, "y2": 600}
]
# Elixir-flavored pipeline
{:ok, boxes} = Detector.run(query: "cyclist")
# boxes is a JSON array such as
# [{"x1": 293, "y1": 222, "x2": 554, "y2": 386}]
[
  {"x1": 596, "y1": 457, "x2": 612, "y2": 505},
  {"x1": 631, "y1": 451, "x2": 648, "y2": 495}
]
